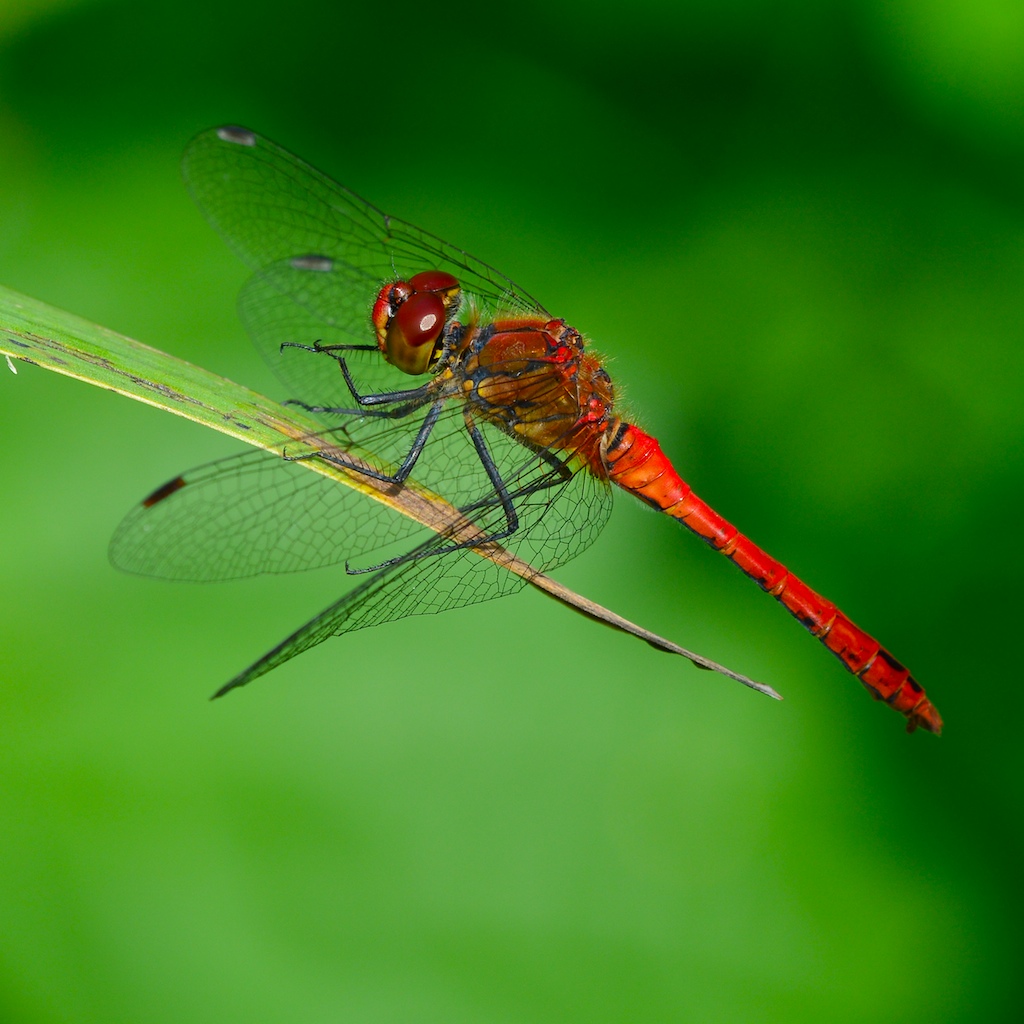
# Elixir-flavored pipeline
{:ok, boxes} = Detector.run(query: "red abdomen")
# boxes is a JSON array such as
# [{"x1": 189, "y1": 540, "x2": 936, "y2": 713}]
[{"x1": 602, "y1": 423, "x2": 941, "y2": 734}]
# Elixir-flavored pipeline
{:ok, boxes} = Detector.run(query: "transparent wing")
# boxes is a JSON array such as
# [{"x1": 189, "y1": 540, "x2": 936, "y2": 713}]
[
  {"x1": 236, "y1": 257, "x2": 414, "y2": 411},
  {"x1": 216, "y1": 540, "x2": 533, "y2": 697},
  {"x1": 146, "y1": 126, "x2": 609, "y2": 685},
  {"x1": 183, "y1": 126, "x2": 549, "y2": 401},
  {"x1": 214, "y1": 430, "x2": 614, "y2": 696},
  {"x1": 110, "y1": 386, "x2": 613, "y2": 586}
]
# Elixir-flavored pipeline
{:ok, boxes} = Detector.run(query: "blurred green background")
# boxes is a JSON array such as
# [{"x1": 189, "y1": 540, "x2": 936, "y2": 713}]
[{"x1": 1, "y1": 1, "x2": 1021, "y2": 1021}]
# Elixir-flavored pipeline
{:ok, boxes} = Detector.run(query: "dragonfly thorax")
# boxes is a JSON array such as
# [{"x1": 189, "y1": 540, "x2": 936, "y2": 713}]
[
  {"x1": 462, "y1": 316, "x2": 617, "y2": 474},
  {"x1": 372, "y1": 269, "x2": 462, "y2": 375}
]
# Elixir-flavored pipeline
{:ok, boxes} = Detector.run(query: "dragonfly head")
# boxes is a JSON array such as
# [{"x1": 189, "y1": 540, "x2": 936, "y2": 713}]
[{"x1": 372, "y1": 270, "x2": 462, "y2": 375}]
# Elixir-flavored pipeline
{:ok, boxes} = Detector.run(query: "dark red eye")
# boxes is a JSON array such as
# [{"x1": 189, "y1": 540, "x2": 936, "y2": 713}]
[
  {"x1": 409, "y1": 270, "x2": 459, "y2": 293},
  {"x1": 395, "y1": 291, "x2": 445, "y2": 348}
]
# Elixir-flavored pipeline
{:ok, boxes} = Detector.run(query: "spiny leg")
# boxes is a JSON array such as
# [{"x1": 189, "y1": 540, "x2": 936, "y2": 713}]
[
  {"x1": 313, "y1": 399, "x2": 446, "y2": 486},
  {"x1": 280, "y1": 340, "x2": 437, "y2": 412},
  {"x1": 459, "y1": 441, "x2": 573, "y2": 516},
  {"x1": 334, "y1": 356, "x2": 436, "y2": 406},
  {"x1": 283, "y1": 397, "x2": 427, "y2": 419},
  {"x1": 346, "y1": 410, "x2": 522, "y2": 575}
]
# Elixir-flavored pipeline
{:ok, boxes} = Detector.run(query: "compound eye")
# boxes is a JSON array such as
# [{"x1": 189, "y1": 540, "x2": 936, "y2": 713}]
[
  {"x1": 385, "y1": 291, "x2": 445, "y2": 374},
  {"x1": 396, "y1": 292, "x2": 444, "y2": 348},
  {"x1": 409, "y1": 270, "x2": 460, "y2": 293}
]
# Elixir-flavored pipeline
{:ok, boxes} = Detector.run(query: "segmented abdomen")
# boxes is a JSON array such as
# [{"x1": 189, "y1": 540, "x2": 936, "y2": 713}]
[{"x1": 603, "y1": 422, "x2": 941, "y2": 734}]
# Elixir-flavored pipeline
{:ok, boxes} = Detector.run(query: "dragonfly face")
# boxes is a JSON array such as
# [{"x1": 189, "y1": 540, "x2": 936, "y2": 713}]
[{"x1": 371, "y1": 269, "x2": 462, "y2": 375}]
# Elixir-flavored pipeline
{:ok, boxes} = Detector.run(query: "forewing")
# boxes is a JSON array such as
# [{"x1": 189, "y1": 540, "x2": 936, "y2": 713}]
[{"x1": 182, "y1": 125, "x2": 549, "y2": 326}]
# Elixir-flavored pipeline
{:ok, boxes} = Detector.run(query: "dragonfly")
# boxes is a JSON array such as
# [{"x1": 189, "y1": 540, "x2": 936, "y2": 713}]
[{"x1": 109, "y1": 125, "x2": 941, "y2": 734}]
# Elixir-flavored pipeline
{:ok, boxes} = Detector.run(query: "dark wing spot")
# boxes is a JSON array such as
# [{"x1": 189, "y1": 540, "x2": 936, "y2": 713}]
[{"x1": 142, "y1": 476, "x2": 187, "y2": 508}]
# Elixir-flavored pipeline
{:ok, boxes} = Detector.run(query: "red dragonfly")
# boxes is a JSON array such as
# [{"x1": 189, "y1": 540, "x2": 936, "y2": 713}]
[{"x1": 110, "y1": 125, "x2": 941, "y2": 734}]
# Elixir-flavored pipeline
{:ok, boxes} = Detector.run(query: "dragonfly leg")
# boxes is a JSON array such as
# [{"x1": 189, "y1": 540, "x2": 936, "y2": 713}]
[
  {"x1": 346, "y1": 411, "x2": 522, "y2": 575},
  {"x1": 280, "y1": 340, "x2": 377, "y2": 355},
  {"x1": 282, "y1": 397, "x2": 425, "y2": 419},
  {"x1": 314, "y1": 399, "x2": 445, "y2": 485},
  {"x1": 282, "y1": 341, "x2": 438, "y2": 406},
  {"x1": 462, "y1": 413, "x2": 519, "y2": 539},
  {"x1": 335, "y1": 357, "x2": 436, "y2": 406},
  {"x1": 536, "y1": 443, "x2": 574, "y2": 482},
  {"x1": 458, "y1": 444, "x2": 572, "y2": 514}
]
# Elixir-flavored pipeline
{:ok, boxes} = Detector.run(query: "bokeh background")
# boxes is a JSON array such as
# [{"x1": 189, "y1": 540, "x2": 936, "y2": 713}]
[{"x1": 1, "y1": 1, "x2": 1021, "y2": 1021}]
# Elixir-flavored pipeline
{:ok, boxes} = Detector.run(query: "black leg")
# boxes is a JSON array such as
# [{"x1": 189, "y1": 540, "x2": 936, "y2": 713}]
[
  {"x1": 456, "y1": 440, "x2": 574, "y2": 517},
  {"x1": 462, "y1": 413, "x2": 519, "y2": 542},
  {"x1": 280, "y1": 339, "x2": 438, "y2": 408},
  {"x1": 346, "y1": 413, "x2": 524, "y2": 575},
  {"x1": 314, "y1": 399, "x2": 445, "y2": 486},
  {"x1": 280, "y1": 340, "x2": 377, "y2": 354},
  {"x1": 283, "y1": 397, "x2": 425, "y2": 419},
  {"x1": 336, "y1": 357, "x2": 435, "y2": 406}
]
